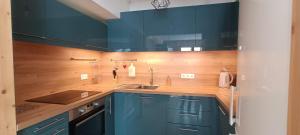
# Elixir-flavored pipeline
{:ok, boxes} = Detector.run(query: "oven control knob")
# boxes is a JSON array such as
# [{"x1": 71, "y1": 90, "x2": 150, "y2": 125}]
[
  {"x1": 78, "y1": 108, "x2": 86, "y2": 114},
  {"x1": 92, "y1": 102, "x2": 100, "y2": 107}
]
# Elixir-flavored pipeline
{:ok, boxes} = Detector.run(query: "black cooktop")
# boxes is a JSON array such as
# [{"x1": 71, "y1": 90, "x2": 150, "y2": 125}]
[{"x1": 26, "y1": 90, "x2": 101, "y2": 105}]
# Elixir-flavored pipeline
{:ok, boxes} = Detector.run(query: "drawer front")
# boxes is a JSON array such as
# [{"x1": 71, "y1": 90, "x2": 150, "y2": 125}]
[
  {"x1": 19, "y1": 112, "x2": 68, "y2": 135},
  {"x1": 168, "y1": 96, "x2": 212, "y2": 112},
  {"x1": 167, "y1": 109, "x2": 211, "y2": 126},
  {"x1": 43, "y1": 122, "x2": 68, "y2": 135},
  {"x1": 167, "y1": 123, "x2": 211, "y2": 135}
]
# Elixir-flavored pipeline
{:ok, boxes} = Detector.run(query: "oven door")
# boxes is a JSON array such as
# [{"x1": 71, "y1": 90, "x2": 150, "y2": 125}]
[{"x1": 69, "y1": 107, "x2": 105, "y2": 135}]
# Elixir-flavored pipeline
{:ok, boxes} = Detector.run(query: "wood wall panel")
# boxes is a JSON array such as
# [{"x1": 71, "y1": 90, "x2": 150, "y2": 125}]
[
  {"x1": 288, "y1": 0, "x2": 300, "y2": 134},
  {"x1": 14, "y1": 41, "x2": 237, "y2": 108},
  {"x1": 100, "y1": 51, "x2": 237, "y2": 87},
  {"x1": 0, "y1": 0, "x2": 17, "y2": 134},
  {"x1": 13, "y1": 41, "x2": 102, "y2": 105}
]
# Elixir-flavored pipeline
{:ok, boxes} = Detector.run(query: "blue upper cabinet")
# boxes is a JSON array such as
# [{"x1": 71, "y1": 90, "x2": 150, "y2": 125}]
[
  {"x1": 12, "y1": 0, "x2": 108, "y2": 51},
  {"x1": 143, "y1": 9, "x2": 171, "y2": 51},
  {"x1": 143, "y1": 7, "x2": 196, "y2": 51},
  {"x1": 108, "y1": 11, "x2": 143, "y2": 52},
  {"x1": 45, "y1": 0, "x2": 107, "y2": 50},
  {"x1": 196, "y1": 2, "x2": 239, "y2": 51},
  {"x1": 11, "y1": 0, "x2": 47, "y2": 43},
  {"x1": 107, "y1": 2, "x2": 239, "y2": 52}
]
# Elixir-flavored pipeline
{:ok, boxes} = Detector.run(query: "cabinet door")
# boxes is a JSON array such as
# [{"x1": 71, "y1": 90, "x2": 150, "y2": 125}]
[
  {"x1": 143, "y1": 9, "x2": 171, "y2": 51},
  {"x1": 45, "y1": 0, "x2": 83, "y2": 48},
  {"x1": 17, "y1": 112, "x2": 68, "y2": 135},
  {"x1": 45, "y1": 0, "x2": 107, "y2": 50},
  {"x1": 114, "y1": 93, "x2": 142, "y2": 135},
  {"x1": 114, "y1": 93, "x2": 168, "y2": 135},
  {"x1": 165, "y1": 7, "x2": 196, "y2": 51},
  {"x1": 218, "y1": 105, "x2": 235, "y2": 135},
  {"x1": 139, "y1": 94, "x2": 168, "y2": 135},
  {"x1": 11, "y1": 0, "x2": 47, "y2": 42},
  {"x1": 108, "y1": 11, "x2": 143, "y2": 52},
  {"x1": 105, "y1": 94, "x2": 114, "y2": 135},
  {"x1": 143, "y1": 7, "x2": 196, "y2": 52},
  {"x1": 196, "y1": 2, "x2": 239, "y2": 51}
]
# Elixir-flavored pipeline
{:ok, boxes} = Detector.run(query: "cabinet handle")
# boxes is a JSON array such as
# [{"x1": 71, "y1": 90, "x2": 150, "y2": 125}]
[
  {"x1": 178, "y1": 113, "x2": 198, "y2": 116},
  {"x1": 229, "y1": 86, "x2": 236, "y2": 126},
  {"x1": 179, "y1": 99, "x2": 199, "y2": 102},
  {"x1": 140, "y1": 96, "x2": 153, "y2": 99},
  {"x1": 178, "y1": 128, "x2": 198, "y2": 132},
  {"x1": 33, "y1": 118, "x2": 65, "y2": 133},
  {"x1": 52, "y1": 128, "x2": 65, "y2": 135},
  {"x1": 109, "y1": 97, "x2": 112, "y2": 115},
  {"x1": 218, "y1": 105, "x2": 226, "y2": 116}
]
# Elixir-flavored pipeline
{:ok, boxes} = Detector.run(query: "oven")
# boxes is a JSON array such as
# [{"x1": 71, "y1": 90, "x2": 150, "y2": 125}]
[{"x1": 69, "y1": 98, "x2": 105, "y2": 135}]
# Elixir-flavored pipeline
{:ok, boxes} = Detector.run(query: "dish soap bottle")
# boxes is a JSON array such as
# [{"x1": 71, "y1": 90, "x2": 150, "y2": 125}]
[{"x1": 128, "y1": 63, "x2": 136, "y2": 77}]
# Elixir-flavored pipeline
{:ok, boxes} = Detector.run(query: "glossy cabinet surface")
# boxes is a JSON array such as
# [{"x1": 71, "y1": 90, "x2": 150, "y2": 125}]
[
  {"x1": 108, "y1": 11, "x2": 144, "y2": 52},
  {"x1": 143, "y1": 7, "x2": 196, "y2": 51},
  {"x1": 105, "y1": 94, "x2": 115, "y2": 135},
  {"x1": 17, "y1": 112, "x2": 69, "y2": 135},
  {"x1": 217, "y1": 105, "x2": 235, "y2": 135},
  {"x1": 11, "y1": 0, "x2": 47, "y2": 43},
  {"x1": 11, "y1": 0, "x2": 107, "y2": 51},
  {"x1": 114, "y1": 93, "x2": 168, "y2": 135},
  {"x1": 107, "y1": 2, "x2": 239, "y2": 52},
  {"x1": 113, "y1": 93, "x2": 219, "y2": 135},
  {"x1": 196, "y1": 2, "x2": 239, "y2": 51},
  {"x1": 167, "y1": 96, "x2": 218, "y2": 135}
]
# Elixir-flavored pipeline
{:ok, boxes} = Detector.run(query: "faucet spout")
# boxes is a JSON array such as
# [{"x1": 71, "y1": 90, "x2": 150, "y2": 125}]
[{"x1": 149, "y1": 66, "x2": 154, "y2": 86}]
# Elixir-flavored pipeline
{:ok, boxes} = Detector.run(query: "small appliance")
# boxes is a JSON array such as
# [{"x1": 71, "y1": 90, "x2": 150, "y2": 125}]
[{"x1": 219, "y1": 68, "x2": 234, "y2": 88}]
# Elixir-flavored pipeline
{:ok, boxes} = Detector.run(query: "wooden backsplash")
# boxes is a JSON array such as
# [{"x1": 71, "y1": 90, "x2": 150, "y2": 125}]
[
  {"x1": 13, "y1": 41, "x2": 237, "y2": 105},
  {"x1": 100, "y1": 51, "x2": 237, "y2": 87},
  {"x1": 13, "y1": 41, "x2": 102, "y2": 105}
]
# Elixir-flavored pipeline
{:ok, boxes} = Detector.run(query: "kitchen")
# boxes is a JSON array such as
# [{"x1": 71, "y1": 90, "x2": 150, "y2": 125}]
[{"x1": 0, "y1": 0, "x2": 298, "y2": 135}]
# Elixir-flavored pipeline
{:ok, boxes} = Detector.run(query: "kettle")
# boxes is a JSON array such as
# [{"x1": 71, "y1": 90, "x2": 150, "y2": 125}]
[{"x1": 219, "y1": 68, "x2": 234, "y2": 88}]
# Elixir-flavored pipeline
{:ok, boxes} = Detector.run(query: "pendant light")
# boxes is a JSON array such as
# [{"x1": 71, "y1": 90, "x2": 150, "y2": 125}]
[{"x1": 151, "y1": 0, "x2": 171, "y2": 9}]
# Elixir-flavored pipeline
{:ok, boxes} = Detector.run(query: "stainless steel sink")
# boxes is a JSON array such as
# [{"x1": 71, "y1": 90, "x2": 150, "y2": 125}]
[
  {"x1": 136, "y1": 85, "x2": 159, "y2": 89},
  {"x1": 118, "y1": 84, "x2": 159, "y2": 90}
]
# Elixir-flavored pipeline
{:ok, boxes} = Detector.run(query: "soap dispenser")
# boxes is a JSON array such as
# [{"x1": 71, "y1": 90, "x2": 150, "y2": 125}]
[{"x1": 128, "y1": 63, "x2": 136, "y2": 77}]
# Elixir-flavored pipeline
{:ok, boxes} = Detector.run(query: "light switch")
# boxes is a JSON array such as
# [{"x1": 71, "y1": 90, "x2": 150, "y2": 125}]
[{"x1": 81, "y1": 74, "x2": 88, "y2": 80}]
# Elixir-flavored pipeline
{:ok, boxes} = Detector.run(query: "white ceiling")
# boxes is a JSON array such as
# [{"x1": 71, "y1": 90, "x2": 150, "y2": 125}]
[{"x1": 128, "y1": 0, "x2": 237, "y2": 11}]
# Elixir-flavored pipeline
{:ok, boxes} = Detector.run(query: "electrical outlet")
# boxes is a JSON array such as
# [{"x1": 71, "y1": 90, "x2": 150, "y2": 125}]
[
  {"x1": 180, "y1": 73, "x2": 195, "y2": 79},
  {"x1": 81, "y1": 74, "x2": 88, "y2": 80}
]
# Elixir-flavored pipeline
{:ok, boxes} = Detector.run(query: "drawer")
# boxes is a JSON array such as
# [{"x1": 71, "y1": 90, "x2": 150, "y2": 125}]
[
  {"x1": 168, "y1": 96, "x2": 212, "y2": 112},
  {"x1": 167, "y1": 109, "x2": 212, "y2": 126},
  {"x1": 167, "y1": 123, "x2": 211, "y2": 135},
  {"x1": 19, "y1": 112, "x2": 68, "y2": 135},
  {"x1": 43, "y1": 122, "x2": 68, "y2": 135}
]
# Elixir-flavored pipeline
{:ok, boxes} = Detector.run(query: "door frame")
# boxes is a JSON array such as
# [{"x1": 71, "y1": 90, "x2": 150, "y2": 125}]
[
  {"x1": 288, "y1": 0, "x2": 300, "y2": 134},
  {"x1": 0, "y1": 0, "x2": 17, "y2": 134}
]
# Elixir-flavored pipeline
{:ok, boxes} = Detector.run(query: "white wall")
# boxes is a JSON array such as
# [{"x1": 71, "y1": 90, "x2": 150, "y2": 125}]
[
  {"x1": 92, "y1": 0, "x2": 129, "y2": 18},
  {"x1": 236, "y1": 0, "x2": 293, "y2": 134},
  {"x1": 129, "y1": 0, "x2": 236, "y2": 11}
]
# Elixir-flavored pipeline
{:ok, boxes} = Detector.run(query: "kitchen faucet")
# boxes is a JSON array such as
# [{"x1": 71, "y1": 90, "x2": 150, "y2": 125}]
[{"x1": 149, "y1": 65, "x2": 154, "y2": 86}]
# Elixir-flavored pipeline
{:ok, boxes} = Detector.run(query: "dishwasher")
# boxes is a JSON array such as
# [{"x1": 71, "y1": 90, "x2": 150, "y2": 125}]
[{"x1": 69, "y1": 98, "x2": 105, "y2": 135}]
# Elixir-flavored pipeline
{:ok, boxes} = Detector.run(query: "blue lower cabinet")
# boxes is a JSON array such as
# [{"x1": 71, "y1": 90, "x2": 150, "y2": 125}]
[
  {"x1": 113, "y1": 93, "x2": 220, "y2": 135},
  {"x1": 167, "y1": 109, "x2": 212, "y2": 126},
  {"x1": 167, "y1": 96, "x2": 218, "y2": 135},
  {"x1": 18, "y1": 112, "x2": 69, "y2": 135},
  {"x1": 105, "y1": 94, "x2": 114, "y2": 135},
  {"x1": 167, "y1": 123, "x2": 211, "y2": 135},
  {"x1": 217, "y1": 105, "x2": 235, "y2": 135},
  {"x1": 114, "y1": 92, "x2": 168, "y2": 135}
]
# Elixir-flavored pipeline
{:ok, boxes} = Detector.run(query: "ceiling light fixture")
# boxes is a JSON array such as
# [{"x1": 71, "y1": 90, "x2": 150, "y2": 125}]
[{"x1": 151, "y1": 0, "x2": 170, "y2": 9}]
